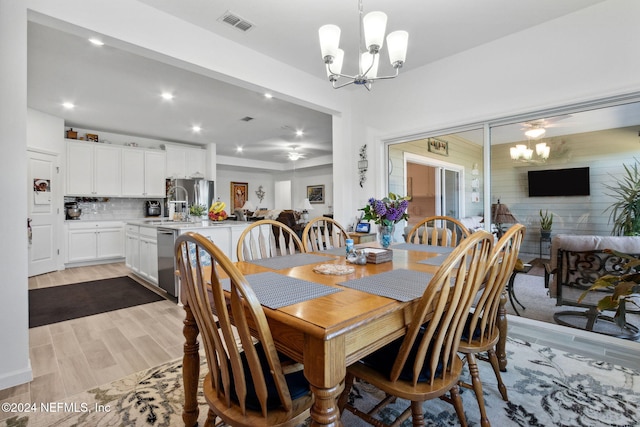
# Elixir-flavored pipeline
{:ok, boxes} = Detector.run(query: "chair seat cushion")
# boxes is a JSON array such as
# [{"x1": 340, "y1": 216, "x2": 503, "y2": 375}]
[
  {"x1": 361, "y1": 329, "x2": 443, "y2": 382},
  {"x1": 460, "y1": 313, "x2": 483, "y2": 341},
  {"x1": 231, "y1": 342, "x2": 310, "y2": 411}
]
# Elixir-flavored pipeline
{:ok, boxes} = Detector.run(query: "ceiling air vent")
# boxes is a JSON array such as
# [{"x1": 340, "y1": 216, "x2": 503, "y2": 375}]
[
  {"x1": 218, "y1": 11, "x2": 254, "y2": 33},
  {"x1": 241, "y1": 116, "x2": 254, "y2": 122}
]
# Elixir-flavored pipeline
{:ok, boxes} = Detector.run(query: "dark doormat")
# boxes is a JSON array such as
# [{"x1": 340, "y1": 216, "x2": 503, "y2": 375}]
[{"x1": 29, "y1": 276, "x2": 166, "y2": 328}]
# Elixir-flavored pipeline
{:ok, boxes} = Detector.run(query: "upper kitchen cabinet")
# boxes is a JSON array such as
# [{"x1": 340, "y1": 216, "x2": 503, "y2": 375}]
[
  {"x1": 121, "y1": 148, "x2": 166, "y2": 197},
  {"x1": 66, "y1": 140, "x2": 121, "y2": 196},
  {"x1": 165, "y1": 144, "x2": 206, "y2": 179}
]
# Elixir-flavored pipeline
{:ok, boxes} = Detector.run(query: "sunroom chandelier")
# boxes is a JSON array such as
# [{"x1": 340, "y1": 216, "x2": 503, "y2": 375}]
[
  {"x1": 510, "y1": 142, "x2": 550, "y2": 162},
  {"x1": 318, "y1": 0, "x2": 408, "y2": 90}
]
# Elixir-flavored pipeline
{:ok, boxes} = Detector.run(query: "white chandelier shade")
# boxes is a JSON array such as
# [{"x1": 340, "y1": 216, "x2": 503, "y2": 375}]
[
  {"x1": 318, "y1": 1, "x2": 408, "y2": 90},
  {"x1": 510, "y1": 142, "x2": 550, "y2": 162}
]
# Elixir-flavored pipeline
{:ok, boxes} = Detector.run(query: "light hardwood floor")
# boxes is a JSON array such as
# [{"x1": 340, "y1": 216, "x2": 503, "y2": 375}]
[{"x1": 0, "y1": 263, "x2": 185, "y2": 422}]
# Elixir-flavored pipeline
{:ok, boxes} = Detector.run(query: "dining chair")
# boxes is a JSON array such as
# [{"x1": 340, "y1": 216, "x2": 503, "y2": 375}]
[
  {"x1": 237, "y1": 219, "x2": 304, "y2": 262},
  {"x1": 405, "y1": 215, "x2": 471, "y2": 247},
  {"x1": 338, "y1": 231, "x2": 494, "y2": 427},
  {"x1": 457, "y1": 223, "x2": 526, "y2": 427},
  {"x1": 175, "y1": 232, "x2": 313, "y2": 427},
  {"x1": 301, "y1": 216, "x2": 350, "y2": 252}
]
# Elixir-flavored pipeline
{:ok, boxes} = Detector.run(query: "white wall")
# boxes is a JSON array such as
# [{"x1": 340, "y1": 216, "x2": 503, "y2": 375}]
[
  {"x1": 5, "y1": 0, "x2": 640, "y2": 389},
  {"x1": 0, "y1": 1, "x2": 31, "y2": 389}
]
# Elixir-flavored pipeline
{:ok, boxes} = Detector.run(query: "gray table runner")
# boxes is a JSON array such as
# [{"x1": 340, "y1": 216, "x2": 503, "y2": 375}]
[
  {"x1": 417, "y1": 254, "x2": 448, "y2": 266},
  {"x1": 247, "y1": 253, "x2": 334, "y2": 270},
  {"x1": 338, "y1": 269, "x2": 434, "y2": 302},
  {"x1": 221, "y1": 271, "x2": 341, "y2": 309},
  {"x1": 392, "y1": 243, "x2": 455, "y2": 254}
]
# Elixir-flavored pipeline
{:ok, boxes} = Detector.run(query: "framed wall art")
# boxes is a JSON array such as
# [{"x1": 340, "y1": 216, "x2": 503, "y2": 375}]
[
  {"x1": 427, "y1": 137, "x2": 448, "y2": 156},
  {"x1": 307, "y1": 185, "x2": 325, "y2": 204},
  {"x1": 231, "y1": 182, "x2": 248, "y2": 210}
]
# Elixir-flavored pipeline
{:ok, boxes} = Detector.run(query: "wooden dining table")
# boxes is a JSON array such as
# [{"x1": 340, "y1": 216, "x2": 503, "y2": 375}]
[{"x1": 181, "y1": 243, "x2": 509, "y2": 427}]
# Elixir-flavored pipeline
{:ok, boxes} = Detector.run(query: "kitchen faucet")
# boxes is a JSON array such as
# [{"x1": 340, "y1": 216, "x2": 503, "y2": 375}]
[{"x1": 172, "y1": 185, "x2": 189, "y2": 219}]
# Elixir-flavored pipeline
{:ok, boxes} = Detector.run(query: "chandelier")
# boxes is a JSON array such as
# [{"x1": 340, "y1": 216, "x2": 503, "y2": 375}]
[
  {"x1": 510, "y1": 142, "x2": 550, "y2": 162},
  {"x1": 318, "y1": 0, "x2": 408, "y2": 90}
]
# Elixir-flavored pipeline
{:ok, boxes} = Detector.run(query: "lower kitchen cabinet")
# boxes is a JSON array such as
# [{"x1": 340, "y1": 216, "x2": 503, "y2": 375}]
[
  {"x1": 138, "y1": 226, "x2": 158, "y2": 284},
  {"x1": 126, "y1": 225, "x2": 158, "y2": 285},
  {"x1": 66, "y1": 221, "x2": 124, "y2": 264}
]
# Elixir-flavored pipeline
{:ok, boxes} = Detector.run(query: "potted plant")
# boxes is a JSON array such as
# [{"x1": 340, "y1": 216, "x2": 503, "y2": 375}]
[
  {"x1": 604, "y1": 158, "x2": 640, "y2": 236},
  {"x1": 578, "y1": 249, "x2": 640, "y2": 329},
  {"x1": 189, "y1": 204, "x2": 207, "y2": 219},
  {"x1": 540, "y1": 209, "x2": 553, "y2": 238},
  {"x1": 360, "y1": 192, "x2": 411, "y2": 248}
]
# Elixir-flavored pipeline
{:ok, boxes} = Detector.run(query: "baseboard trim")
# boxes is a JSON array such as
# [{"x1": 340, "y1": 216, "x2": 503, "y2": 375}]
[
  {"x1": 0, "y1": 361, "x2": 32, "y2": 391},
  {"x1": 508, "y1": 314, "x2": 640, "y2": 370}
]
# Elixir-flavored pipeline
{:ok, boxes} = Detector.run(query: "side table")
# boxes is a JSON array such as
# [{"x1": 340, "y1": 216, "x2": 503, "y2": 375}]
[
  {"x1": 539, "y1": 236, "x2": 552, "y2": 259},
  {"x1": 350, "y1": 232, "x2": 376, "y2": 244},
  {"x1": 507, "y1": 263, "x2": 532, "y2": 316}
]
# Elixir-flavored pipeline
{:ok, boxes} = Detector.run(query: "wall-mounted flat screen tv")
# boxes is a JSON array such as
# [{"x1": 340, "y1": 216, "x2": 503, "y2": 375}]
[{"x1": 528, "y1": 167, "x2": 590, "y2": 197}]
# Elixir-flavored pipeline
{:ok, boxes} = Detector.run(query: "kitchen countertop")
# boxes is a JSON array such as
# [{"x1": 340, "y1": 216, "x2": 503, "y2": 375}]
[{"x1": 126, "y1": 219, "x2": 251, "y2": 230}]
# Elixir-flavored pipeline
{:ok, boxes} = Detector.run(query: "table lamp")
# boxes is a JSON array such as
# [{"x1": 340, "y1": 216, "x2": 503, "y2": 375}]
[
  {"x1": 299, "y1": 198, "x2": 314, "y2": 221},
  {"x1": 241, "y1": 200, "x2": 256, "y2": 217},
  {"x1": 491, "y1": 199, "x2": 517, "y2": 238}
]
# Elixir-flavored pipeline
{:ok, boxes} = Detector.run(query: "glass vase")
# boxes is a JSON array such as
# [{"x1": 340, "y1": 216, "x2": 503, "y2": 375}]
[{"x1": 379, "y1": 224, "x2": 395, "y2": 249}]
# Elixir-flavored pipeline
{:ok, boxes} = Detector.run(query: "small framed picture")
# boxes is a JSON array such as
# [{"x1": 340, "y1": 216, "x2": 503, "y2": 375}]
[
  {"x1": 307, "y1": 185, "x2": 325, "y2": 204},
  {"x1": 86, "y1": 133, "x2": 99, "y2": 142},
  {"x1": 231, "y1": 182, "x2": 248, "y2": 210},
  {"x1": 427, "y1": 138, "x2": 448, "y2": 156}
]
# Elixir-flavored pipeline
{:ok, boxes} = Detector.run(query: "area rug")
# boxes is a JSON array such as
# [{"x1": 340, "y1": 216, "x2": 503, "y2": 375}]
[
  {"x1": 28, "y1": 276, "x2": 165, "y2": 328},
  {"x1": 3, "y1": 337, "x2": 639, "y2": 426}
]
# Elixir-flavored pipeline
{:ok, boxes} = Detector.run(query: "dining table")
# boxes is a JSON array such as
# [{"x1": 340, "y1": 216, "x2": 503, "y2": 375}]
[{"x1": 181, "y1": 242, "x2": 509, "y2": 427}]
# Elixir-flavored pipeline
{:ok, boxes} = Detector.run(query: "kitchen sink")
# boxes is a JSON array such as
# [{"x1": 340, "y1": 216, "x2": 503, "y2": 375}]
[{"x1": 143, "y1": 219, "x2": 194, "y2": 225}]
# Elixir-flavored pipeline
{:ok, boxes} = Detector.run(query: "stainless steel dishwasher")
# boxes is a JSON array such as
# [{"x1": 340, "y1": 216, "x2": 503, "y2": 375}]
[{"x1": 157, "y1": 228, "x2": 178, "y2": 298}]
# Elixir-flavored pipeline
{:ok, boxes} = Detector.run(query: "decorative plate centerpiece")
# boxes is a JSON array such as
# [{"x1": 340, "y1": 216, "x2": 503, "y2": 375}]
[{"x1": 312, "y1": 264, "x2": 355, "y2": 276}]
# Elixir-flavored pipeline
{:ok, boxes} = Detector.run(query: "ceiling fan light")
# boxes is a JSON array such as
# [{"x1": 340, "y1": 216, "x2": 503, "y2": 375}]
[
  {"x1": 360, "y1": 51, "x2": 379, "y2": 78},
  {"x1": 319, "y1": 24, "x2": 341, "y2": 61},
  {"x1": 386, "y1": 30, "x2": 408, "y2": 67},
  {"x1": 510, "y1": 147, "x2": 520, "y2": 160},
  {"x1": 288, "y1": 152, "x2": 302, "y2": 161},
  {"x1": 525, "y1": 127, "x2": 546, "y2": 138}
]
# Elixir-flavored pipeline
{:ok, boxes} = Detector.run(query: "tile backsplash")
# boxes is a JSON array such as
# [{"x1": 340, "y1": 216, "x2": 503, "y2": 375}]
[{"x1": 65, "y1": 197, "x2": 161, "y2": 221}]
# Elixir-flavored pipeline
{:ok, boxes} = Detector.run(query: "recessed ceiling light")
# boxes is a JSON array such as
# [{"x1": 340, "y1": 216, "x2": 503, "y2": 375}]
[
  {"x1": 236, "y1": 146, "x2": 243, "y2": 153},
  {"x1": 161, "y1": 92, "x2": 174, "y2": 100},
  {"x1": 191, "y1": 125, "x2": 201, "y2": 133},
  {"x1": 264, "y1": 93, "x2": 273, "y2": 99},
  {"x1": 296, "y1": 130, "x2": 304, "y2": 136},
  {"x1": 62, "y1": 102, "x2": 75, "y2": 109},
  {"x1": 88, "y1": 38, "x2": 104, "y2": 46}
]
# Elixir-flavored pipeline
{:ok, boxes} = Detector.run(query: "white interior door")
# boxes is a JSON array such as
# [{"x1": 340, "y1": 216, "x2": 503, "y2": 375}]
[{"x1": 28, "y1": 150, "x2": 60, "y2": 276}]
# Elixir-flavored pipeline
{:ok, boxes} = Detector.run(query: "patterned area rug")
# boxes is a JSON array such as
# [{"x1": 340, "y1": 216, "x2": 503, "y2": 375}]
[{"x1": 3, "y1": 337, "x2": 639, "y2": 426}]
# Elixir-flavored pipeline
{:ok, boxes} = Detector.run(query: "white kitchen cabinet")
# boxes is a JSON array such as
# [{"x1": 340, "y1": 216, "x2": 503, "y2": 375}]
[
  {"x1": 66, "y1": 221, "x2": 124, "y2": 264},
  {"x1": 125, "y1": 224, "x2": 140, "y2": 272},
  {"x1": 126, "y1": 225, "x2": 158, "y2": 285},
  {"x1": 165, "y1": 144, "x2": 206, "y2": 179},
  {"x1": 121, "y1": 148, "x2": 166, "y2": 197},
  {"x1": 138, "y1": 226, "x2": 158, "y2": 284},
  {"x1": 66, "y1": 140, "x2": 121, "y2": 196}
]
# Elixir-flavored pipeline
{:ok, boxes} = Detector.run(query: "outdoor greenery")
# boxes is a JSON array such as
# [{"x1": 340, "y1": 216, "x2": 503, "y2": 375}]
[
  {"x1": 604, "y1": 158, "x2": 640, "y2": 236},
  {"x1": 579, "y1": 249, "x2": 640, "y2": 328}
]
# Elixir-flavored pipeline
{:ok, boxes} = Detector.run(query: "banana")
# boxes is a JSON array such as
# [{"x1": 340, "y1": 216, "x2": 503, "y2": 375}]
[{"x1": 209, "y1": 201, "x2": 226, "y2": 213}]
